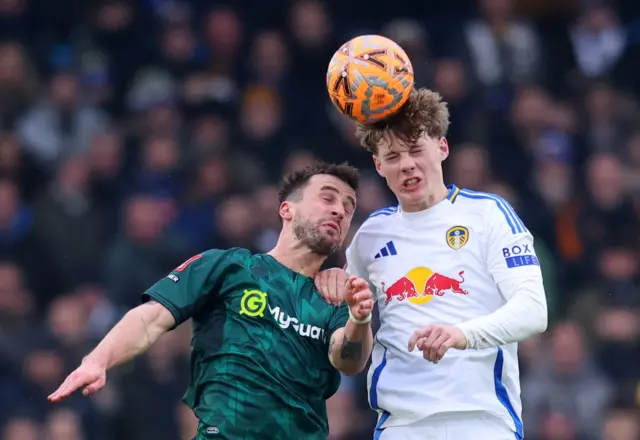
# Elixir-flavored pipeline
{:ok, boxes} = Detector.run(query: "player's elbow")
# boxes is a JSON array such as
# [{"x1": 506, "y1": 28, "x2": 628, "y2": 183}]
[
  {"x1": 533, "y1": 305, "x2": 548, "y2": 335},
  {"x1": 339, "y1": 367, "x2": 362, "y2": 377},
  {"x1": 328, "y1": 331, "x2": 369, "y2": 376},
  {"x1": 329, "y1": 349, "x2": 364, "y2": 376},
  {"x1": 129, "y1": 301, "x2": 176, "y2": 345},
  {"x1": 336, "y1": 361, "x2": 366, "y2": 376},
  {"x1": 528, "y1": 314, "x2": 547, "y2": 337},
  {"x1": 334, "y1": 362, "x2": 366, "y2": 376},
  {"x1": 510, "y1": 278, "x2": 548, "y2": 338},
  {"x1": 526, "y1": 295, "x2": 548, "y2": 336}
]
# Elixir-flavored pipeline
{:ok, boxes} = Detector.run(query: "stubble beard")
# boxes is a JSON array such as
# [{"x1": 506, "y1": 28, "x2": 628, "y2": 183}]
[{"x1": 292, "y1": 216, "x2": 339, "y2": 256}]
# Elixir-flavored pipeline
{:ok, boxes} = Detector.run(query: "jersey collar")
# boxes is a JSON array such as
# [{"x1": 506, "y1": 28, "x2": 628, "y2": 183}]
[
  {"x1": 446, "y1": 184, "x2": 460, "y2": 203},
  {"x1": 398, "y1": 184, "x2": 458, "y2": 222}
]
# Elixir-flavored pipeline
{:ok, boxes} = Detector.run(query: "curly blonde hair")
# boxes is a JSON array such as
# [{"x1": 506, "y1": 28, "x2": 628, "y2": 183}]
[{"x1": 355, "y1": 88, "x2": 451, "y2": 155}]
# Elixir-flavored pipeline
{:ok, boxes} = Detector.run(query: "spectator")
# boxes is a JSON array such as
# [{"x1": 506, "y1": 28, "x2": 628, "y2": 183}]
[{"x1": 0, "y1": 2, "x2": 638, "y2": 438}]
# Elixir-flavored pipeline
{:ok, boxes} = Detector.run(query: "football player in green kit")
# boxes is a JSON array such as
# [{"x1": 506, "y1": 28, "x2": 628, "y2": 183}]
[{"x1": 48, "y1": 162, "x2": 374, "y2": 440}]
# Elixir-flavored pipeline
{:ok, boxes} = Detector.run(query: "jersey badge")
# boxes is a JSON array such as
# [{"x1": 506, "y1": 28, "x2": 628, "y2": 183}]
[
  {"x1": 174, "y1": 254, "x2": 203, "y2": 272},
  {"x1": 446, "y1": 226, "x2": 469, "y2": 250},
  {"x1": 239, "y1": 289, "x2": 268, "y2": 317}
]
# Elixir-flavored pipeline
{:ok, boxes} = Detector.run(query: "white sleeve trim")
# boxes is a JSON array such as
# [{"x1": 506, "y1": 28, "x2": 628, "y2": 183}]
[{"x1": 456, "y1": 275, "x2": 548, "y2": 349}]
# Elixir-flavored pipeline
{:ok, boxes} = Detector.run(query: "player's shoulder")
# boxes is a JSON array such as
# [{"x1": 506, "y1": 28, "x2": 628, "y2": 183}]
[
  {"x1": 347, "y1": 205, "x2": 400, "y2": 258},
  {"x1": 350, "y1": 205, "x2": 400, "y2": 249},
  {"x1": 453, "y1": 187, "x2": 528, "y2": 235},
  {"x1": 200, "y1": 247, "x2": 249, "y2": 257},
  {"x1": 359, "y1": 204, "x2": 401, "y2": 230},
  {"x1": 193, "y1": 247, "x2": 252, "y2": 264}
]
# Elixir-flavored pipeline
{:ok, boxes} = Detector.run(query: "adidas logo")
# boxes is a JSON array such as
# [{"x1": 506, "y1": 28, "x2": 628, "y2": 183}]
[{"x1": 374, "y1": 241, "x2": 397, "y2": 259}]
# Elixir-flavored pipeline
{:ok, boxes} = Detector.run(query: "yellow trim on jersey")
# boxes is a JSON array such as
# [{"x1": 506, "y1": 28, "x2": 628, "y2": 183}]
[{"x1": 448, "y1": 186, "x2": 460, "y2": 204}]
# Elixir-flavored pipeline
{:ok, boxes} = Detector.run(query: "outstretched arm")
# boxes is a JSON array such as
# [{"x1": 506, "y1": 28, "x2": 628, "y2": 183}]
[
  {"x1": 49, "y1": 250, "x2": 230, "y2": 402},
  {"x1": 85, "y1": 300, "x2": 175, "y2": 369},
  {"x1": 48, "y1": 300, "x2": 175, "y2": 402},
  {"x1": 328, "y1": 277, "x2": 374, "y2": 376}
]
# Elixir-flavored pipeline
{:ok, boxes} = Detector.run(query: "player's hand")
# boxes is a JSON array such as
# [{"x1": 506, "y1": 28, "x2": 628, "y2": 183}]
[
  {"x1": 48, "y1": 359, "x2": 107, "y2": 402},
  {"x1": 344, "y1": 276, "x2": 374, "y2": 321},
  {"x1": 408, "y1": 325, "x2": 468, "y2": 363},
  {"x1": 314, "y1": 267, "x2": 348, "y2": 306}
]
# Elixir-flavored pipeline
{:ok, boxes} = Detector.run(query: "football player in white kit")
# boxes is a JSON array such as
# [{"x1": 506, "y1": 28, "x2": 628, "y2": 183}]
[{"x1": 315, "y1": 88, "x2": 548, "y2": 440}]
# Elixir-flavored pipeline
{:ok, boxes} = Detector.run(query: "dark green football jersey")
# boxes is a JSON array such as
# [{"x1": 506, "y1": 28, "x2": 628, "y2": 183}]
[{"x1": 143, "y1": 248, "x2": 349, "y2": 440}]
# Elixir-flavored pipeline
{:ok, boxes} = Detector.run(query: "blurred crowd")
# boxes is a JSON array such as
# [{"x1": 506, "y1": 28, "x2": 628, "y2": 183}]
[{"x1": 0, "y1": 0, "x2": 639, "y2": 439}]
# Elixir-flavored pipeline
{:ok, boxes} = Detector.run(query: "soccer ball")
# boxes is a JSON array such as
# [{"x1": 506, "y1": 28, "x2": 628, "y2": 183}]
[{"x1": 326, "y1": 35, "x2": 414, "y2": 125}]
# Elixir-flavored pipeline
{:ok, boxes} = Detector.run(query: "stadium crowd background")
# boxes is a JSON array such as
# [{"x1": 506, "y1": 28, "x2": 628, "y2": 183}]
[{"x1": 0, "y1": 0, "x2": 639, "y2": 439}]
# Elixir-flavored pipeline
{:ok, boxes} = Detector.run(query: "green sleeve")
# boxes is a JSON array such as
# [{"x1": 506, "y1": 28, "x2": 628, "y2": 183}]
[
  {"x1": 142, "y1": 249, "x2": 234, "y2": 327},
  {"x1": 326, "y1": 303, "x2": 349, "y2": 343}
]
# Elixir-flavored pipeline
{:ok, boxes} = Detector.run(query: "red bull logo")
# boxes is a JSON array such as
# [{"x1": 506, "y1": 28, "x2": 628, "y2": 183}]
[{"x1": 381, "y1": 267, "x2": 468, "y2": 305}]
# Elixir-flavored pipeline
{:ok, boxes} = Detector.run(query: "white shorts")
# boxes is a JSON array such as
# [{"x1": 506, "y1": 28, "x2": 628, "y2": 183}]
[{"x1": 373, "y1": 412, "x2": 520, "y2": 440}]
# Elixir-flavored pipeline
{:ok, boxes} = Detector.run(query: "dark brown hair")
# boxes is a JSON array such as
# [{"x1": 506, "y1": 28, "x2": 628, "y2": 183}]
[
  {"x1": 278, "y1": 161, "x2": 360, "y2": 204},
  {"x1": 356, "y1": 88, "x2": 451, "y2": 155}
]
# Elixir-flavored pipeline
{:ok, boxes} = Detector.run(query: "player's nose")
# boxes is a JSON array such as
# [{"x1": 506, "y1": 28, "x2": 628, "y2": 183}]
[
  {"x1": 331, "y1": 203, "x2": 345, "y2": 220},
  {"x1": 399, "y1": 153, "x2": 416, "y2": 171}
]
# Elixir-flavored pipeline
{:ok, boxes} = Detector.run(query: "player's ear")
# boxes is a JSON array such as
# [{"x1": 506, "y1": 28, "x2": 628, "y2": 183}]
[
  {"x1": 373, "y1": 155, "x2": 385, "y2": 178},
  {"x1": 439, "y1": 138, "x2": 449, "y2": 162},
  {"x1": 279, "y1": 201, "x2": 294, "y2": 221}
]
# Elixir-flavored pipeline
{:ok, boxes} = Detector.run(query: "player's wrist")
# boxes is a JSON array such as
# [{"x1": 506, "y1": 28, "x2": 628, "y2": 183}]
[
  {"x1": 348, "y1": 308, "x2": 372, "y2": 324},
  {"x1": 454, "y1": 325, "x2": 471, "y2": 350},
  {"x1": 82, "y1": 354, "x2": 108, "y2": 370}
]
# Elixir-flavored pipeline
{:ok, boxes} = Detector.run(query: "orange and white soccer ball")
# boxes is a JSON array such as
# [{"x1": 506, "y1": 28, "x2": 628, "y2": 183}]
[{"x1": 326, "y1": 35, "x2": 414, "y2": 125}]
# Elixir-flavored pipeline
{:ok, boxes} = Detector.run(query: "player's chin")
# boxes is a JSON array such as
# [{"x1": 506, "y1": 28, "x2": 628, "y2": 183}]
[
  {"x1": 309, "y1": 233, "x2": 341, "y2": 255},
  {"x1": 398, "y1": 190, "x2": 424, "y2": 205},
  {"x1": 320, "y1": 232, "x2": 341, "y2": 248},
  {"x1": 326, "y1": 235, "x2": 345, "y2": 252}
]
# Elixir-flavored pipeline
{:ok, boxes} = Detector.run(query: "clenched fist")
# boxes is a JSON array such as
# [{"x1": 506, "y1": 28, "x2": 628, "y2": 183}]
[{"x1": 345, "y1": 276, "x2": 374, "y2": 322}]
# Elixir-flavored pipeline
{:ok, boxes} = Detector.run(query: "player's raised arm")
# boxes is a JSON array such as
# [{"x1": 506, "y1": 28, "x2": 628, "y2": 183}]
[
  {"x1": 327, "y1": 276, "x2": 374, "y2": 376},
  {"x1": 49, "y1": 250, "x2": 231, "y2": 402},
  {"x1": 455, "y1": 201, "x2": 548, "y2": 349},
  {"x1": 47, "y1": 299, "x2": 175, "y2": 402}
]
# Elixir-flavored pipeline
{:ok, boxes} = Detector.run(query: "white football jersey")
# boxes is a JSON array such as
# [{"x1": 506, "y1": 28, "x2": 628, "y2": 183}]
[{"x1": 346, "y1": 185, "x2": 545, "y2": 439}]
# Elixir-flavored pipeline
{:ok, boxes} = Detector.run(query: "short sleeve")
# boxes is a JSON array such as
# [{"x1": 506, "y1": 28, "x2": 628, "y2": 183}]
[
  {"x1": 484, "y1": 200, "x2": 543, "y2": 299},
  {"x1": 142, "y1": 249, "x2": 233, "y2": 326},
  {"x1": 326, "y1": 302, "x2": 349, "y2": 343}
]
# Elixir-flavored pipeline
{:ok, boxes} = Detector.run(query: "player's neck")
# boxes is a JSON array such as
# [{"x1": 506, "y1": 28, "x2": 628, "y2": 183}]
[
  {"x1": 267, "y1": 242, "x2": 325, "y2": 279},
  {"x1": 399, "y1": 182, "x2": 449, "y2": 213}
]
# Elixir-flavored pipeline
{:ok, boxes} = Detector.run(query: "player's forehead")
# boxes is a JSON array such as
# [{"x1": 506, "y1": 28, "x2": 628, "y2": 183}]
[
  {"x1": 305, "y1": 174, "x2": 356, "y2": 200},
  {"x1": 377, "y1": 132, "x2": 435, "y2": 155}
]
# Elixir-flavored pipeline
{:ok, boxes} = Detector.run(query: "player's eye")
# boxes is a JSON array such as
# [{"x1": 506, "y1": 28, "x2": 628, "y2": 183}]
[
  {"x1": 385, "y1": 154, "x2": 398, "y2": 161},
  {"x1": 322, "y1": 194, "x2": 334, "y2": 203},
  {"x1": 411, "y1": 149, "x2": 423, "y2": 155},
  {"x1": 344, "y1": 204, "x2": 354, "y2": 216}
]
